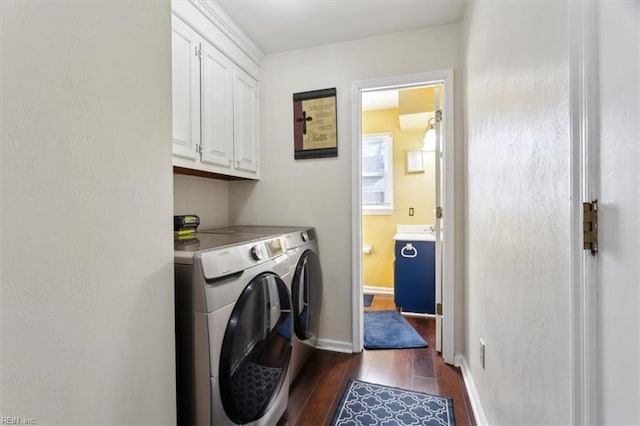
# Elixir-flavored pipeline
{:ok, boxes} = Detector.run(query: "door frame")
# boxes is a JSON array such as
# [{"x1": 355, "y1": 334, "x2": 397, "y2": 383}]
[
  {"x1": 569, "y1": 2, "x2": 599, "y2": 424},
  {"x1": 350, "y1": 69, "x2": 456, "y2": 363}
]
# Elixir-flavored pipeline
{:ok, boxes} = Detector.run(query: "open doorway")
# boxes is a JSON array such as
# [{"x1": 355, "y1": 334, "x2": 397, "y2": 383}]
[{"x1": 351, "y1": 70, "x2": 455, "y2": 364}]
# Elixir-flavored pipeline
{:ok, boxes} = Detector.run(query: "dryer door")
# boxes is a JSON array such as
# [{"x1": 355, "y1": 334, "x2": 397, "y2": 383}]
[
  {"x1": 219, "y1": 272, "x2": 291, "y2": 424},
  {"x1": 291, "y1": 250, "x2": 323, "y2": 346}
]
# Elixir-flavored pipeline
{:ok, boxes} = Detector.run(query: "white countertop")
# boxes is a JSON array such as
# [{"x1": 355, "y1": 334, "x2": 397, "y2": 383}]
[{"x1": 392, "y1": 224, "x2": 436, "y2": 241}]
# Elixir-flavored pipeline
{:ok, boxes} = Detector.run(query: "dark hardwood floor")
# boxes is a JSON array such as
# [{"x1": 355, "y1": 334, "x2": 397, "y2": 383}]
[{"x1": 278, "y1": 294, "x2": 475, "y2": 426}]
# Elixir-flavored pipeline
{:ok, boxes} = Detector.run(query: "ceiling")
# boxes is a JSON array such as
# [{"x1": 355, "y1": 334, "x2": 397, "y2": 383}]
[
  {"x1": 362, "y1": 89, "x2": 399, "y2": 111},
  {"x1": 215, "y1": 0, "x2": 466, "y2": 54}
]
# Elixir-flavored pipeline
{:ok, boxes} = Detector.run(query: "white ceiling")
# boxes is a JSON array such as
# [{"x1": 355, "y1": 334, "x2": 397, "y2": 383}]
[
  {"x1": 215, "y1": 0, "x2": 466, "y2": 54},
  {"x1": 362, "y1": 89, "x2": 399, "y2": 111}
]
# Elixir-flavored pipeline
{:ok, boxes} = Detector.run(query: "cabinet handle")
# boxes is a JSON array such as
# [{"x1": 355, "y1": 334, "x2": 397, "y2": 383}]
[{"x1": 401, "y1": 244, "x2": 418, "y2": 258}]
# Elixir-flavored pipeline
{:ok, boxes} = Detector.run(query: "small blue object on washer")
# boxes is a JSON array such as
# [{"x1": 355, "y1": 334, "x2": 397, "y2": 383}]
[{"x1": 276, "y1": 313, "x2": 292, "y2": 341}]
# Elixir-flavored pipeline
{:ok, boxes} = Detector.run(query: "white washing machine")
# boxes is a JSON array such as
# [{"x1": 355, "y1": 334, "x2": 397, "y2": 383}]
[
  {"x1": 199, "y1": 226, "x2": 323, "y2": 384},
  {"x1": 174, "y1": 233, "x2": 291, "y2": 425}
]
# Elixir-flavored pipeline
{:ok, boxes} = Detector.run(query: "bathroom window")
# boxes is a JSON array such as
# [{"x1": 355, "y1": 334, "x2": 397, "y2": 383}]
[{"x1": 362, "y1": 133, "x2": 393, "y2": 215}]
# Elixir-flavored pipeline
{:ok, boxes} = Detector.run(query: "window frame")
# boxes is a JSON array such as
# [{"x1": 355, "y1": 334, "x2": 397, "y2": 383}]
[{"x1": 361, "y1": 132, "x2": 394, "y2": 215}]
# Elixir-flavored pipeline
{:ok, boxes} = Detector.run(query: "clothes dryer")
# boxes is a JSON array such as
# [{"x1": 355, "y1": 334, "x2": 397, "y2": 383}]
[
  {"x1": 174, "y1": 233, "x2": 291, "y2": 425},
  {"x1": 280, "y1": 228, "x2": 322, "y2": 383},
  {"x1": 199, "y1": 226, "x2": 323, "y2": 384}
]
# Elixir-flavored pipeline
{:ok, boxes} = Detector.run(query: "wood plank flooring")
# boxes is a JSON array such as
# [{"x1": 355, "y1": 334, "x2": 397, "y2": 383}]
[{"x1": 278, "y1": 294, "x2": 475, "y2": 426}]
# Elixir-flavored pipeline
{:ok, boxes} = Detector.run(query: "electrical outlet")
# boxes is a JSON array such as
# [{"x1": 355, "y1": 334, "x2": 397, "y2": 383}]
[
  {"x1": 480, "y1": 339, "x2": 486, "y2": 369},
  {"x1": 409, "y1": 207, "x2": 414, "y2": 216}
]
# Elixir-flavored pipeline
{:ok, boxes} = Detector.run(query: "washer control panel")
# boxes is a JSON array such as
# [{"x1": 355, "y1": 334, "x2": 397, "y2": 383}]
[
  {"x1": 250, "y1": 245, "x2": 264, "y2": 261},
  {"x1": 199, "y1": 236, "x2": 286, "y2": 280}
]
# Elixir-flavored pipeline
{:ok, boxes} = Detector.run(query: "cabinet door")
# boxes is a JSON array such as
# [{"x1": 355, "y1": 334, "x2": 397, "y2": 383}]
[
  {"x1": 233, "y1": 68, "x2": 258, "y2": 174},
  {"x1": 171, "y1": 16, "x2": 200, "y2": 161},
  {"x1": 200, "y1": 41, "x2": 234, "y2": 169}
]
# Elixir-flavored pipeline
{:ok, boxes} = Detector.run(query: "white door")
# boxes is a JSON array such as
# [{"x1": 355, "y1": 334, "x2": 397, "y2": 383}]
[
  {"x1": 596, "y1": 3, "x2": 640, "y2": 423},
  {"x1": 233, "y1": 67, "x2": 258, "y2": 174},
  {"x1": 433, "y1": 87, "x2": 443, "y2": 353},
  {"x1": 200, "y1": 41, "x2": 234, "y2": 169},
  {"x1": 171, "y1": 16, "x2": 200, "y2": 161}
]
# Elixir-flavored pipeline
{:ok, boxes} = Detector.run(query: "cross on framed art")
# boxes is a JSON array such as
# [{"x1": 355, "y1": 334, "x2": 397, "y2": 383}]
[{"x1": 293, "y1": 88, "x2": 338, "y2": 159}]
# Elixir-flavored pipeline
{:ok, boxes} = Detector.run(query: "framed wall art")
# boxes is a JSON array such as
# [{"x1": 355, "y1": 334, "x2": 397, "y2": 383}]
[{"x1": 293, "y1": 88, "x2": 338, "y2": 159}]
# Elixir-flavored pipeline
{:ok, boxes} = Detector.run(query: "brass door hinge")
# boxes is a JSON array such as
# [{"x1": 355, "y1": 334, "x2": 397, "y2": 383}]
[
  {"x1": 436, "y1": 303, "x2": 442, "y2": 316},
  {"x1": 583, "y1": 200, "x2": 598, "y2": 254}
]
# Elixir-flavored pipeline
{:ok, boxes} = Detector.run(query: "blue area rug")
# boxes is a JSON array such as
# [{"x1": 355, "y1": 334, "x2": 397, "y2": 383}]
[
  {"x1": 331, "y1": 379, "x2": 455, "y2": 426},
  {"x1": 363, "y1": 293, "x2": 374, "y2": 307},
  {"x1": 363, "y1": 310, "x2": 427, "y2": 349}
]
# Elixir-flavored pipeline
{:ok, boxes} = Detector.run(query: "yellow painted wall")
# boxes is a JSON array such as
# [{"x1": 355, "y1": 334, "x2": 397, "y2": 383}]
[{"x1": 362, "y1": 107, "x2": 436, "y2": 288}]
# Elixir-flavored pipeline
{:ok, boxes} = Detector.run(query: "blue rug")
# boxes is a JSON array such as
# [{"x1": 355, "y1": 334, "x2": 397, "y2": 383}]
[
  {"x1": 331, "y1": 379, "x2": 455, "y2": 425},
  {"x1": 363, "y1": 293, "x2": 374, "y2": 307},
  {"x1": 363, "y1": 310, "x2": 427, "y2": 349}
]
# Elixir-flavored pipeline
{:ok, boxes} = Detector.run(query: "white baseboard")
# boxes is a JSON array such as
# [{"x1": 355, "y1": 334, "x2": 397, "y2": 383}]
[
  {"x1": 363, "y1": 285, "x2": 394, "y2": 295},
  {"x1": 455, "y1": 354, "x2": 487, "y2": 426},
  {"x1": 316, "y1": 338, "x2": 354, "y2": 354}
]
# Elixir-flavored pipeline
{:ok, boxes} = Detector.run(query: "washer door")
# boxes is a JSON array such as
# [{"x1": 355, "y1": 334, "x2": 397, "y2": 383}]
[
  {"x1": 219, "y1": 272, "x2": 291, "y2": 424},
  {"x1": 292, "y1": 250, "x2": 323, "y2": 344}
]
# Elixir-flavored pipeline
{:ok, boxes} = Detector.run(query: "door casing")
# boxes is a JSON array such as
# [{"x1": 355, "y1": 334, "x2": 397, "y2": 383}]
[{"x1": 350, "y1": 69, "x2": 456, "y2": 363}]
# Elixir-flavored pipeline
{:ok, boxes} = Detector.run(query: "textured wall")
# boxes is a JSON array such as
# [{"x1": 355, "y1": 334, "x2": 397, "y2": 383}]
[
  {"x1": 463, "y1": 2, "x2": 571, "y2": 424},
  {"x1": 362, "y1": 108, "x2": 436, "y2": 289},
  {"x1": 229, "y1": 23, "x2": 464, "y2": 348},
  {"x1": 173, "y1": 174, "x2": 229, "y2": 229},
  {"x1": 1, "y1": 2, "x2": 176, "y2": 424},
  {"x1": 597, "y1": 2, "x2": 640, "y2": 424}
]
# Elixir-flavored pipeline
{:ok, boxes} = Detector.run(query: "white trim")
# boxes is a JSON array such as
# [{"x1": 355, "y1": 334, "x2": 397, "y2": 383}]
[
  {"x1": 569, "y1": 3, "x2": 599, "y2": 426},
  {"x1": 351, "y1": 70, "x2": 456, "y2": 362},
  {"x1": 401, "y1": 312, "x2": 434, "y2": 319},
  {"x1": 363, "y1": 285, "x2": 394, "y2": 295},
  {"x1": 441, "y1": 70, "x2": 455, "y2": 364},
  {"x1": 316, "y1": 338, "x2": 354, "y2": 354},
  {"x1": 351, "y1": 81, "x2": 365, "y2": 353},
  {"x1": 190, "y1": 0, "x2": 265, "y2": 66},
  {"x1": 171, "y1": 0, "x2": 262, "y2": 79},
  {"x1": 362, "y1": 208, "x2": 394, "y2": 216},
  {"x1": 456, "y1": 354, "x2": 488, "y2": 426}
]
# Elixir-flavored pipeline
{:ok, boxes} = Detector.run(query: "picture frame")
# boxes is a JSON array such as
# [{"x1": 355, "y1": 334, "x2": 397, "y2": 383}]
[
  {"x1": 293, "y1": 88, "x2": 338, "y2": 159},
  {"x1": 406, "y1": 149, "x2": 425, "y2": 173}
]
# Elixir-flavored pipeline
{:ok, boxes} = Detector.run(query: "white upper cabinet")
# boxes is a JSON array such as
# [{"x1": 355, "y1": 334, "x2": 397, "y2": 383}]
[
  {"x1": 233, "y1": 67, "x2": 258, "y2": 173},
  {"x1": 171, "y1": 2, "x2": 262, "y2": 180},
  {"x1": 201, "y1": 43, "x2": 234, "y2": 169},
  {"x1": 171, "y1": 17, "x2": 200, "y2": 161}
]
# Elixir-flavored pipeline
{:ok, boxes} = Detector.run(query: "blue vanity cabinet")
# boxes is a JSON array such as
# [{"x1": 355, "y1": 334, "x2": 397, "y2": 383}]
[{"x1": 394, "y1": 239, "x2": 436, "y2": 314}]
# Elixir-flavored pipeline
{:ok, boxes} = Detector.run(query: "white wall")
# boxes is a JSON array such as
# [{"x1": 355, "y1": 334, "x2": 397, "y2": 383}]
[
  {"x1": 229, "y1": 24, "x2": 463, "y2": 348},
  {"x1": 463, "y1": 2, "x2": 571, "y2": 424},
  {"x1": 174, "y1": 174, "x2": 229, "y2": 229},
  {"x1": 597, "y1": 2, "x2": 640, "y2": 424},
  {"x1": 1, "y1": 2, "x2": 176, "y2": 424}
]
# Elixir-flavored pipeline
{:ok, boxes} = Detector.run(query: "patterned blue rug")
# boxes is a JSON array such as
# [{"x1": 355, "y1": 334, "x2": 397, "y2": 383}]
[
  {"x1": 364, "y1": 310, "x2": 427, "y2": 349},
  {"x1": 331, "y1": 379, "x2": 455, "y2": 426}
]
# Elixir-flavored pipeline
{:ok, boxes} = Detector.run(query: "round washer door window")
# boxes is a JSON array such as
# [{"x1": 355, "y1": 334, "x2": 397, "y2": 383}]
[
  {"x1": 219, "y1": 272, "x2": 291, "y2": 424},
  {"x1": 292, "y1": 250, "x2": 323, "y2": 342}
]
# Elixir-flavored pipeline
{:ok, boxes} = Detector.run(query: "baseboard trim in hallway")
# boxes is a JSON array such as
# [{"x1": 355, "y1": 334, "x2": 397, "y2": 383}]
[{"x1": 456, "y1": 354, "x2": 487, "y2": 426}]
